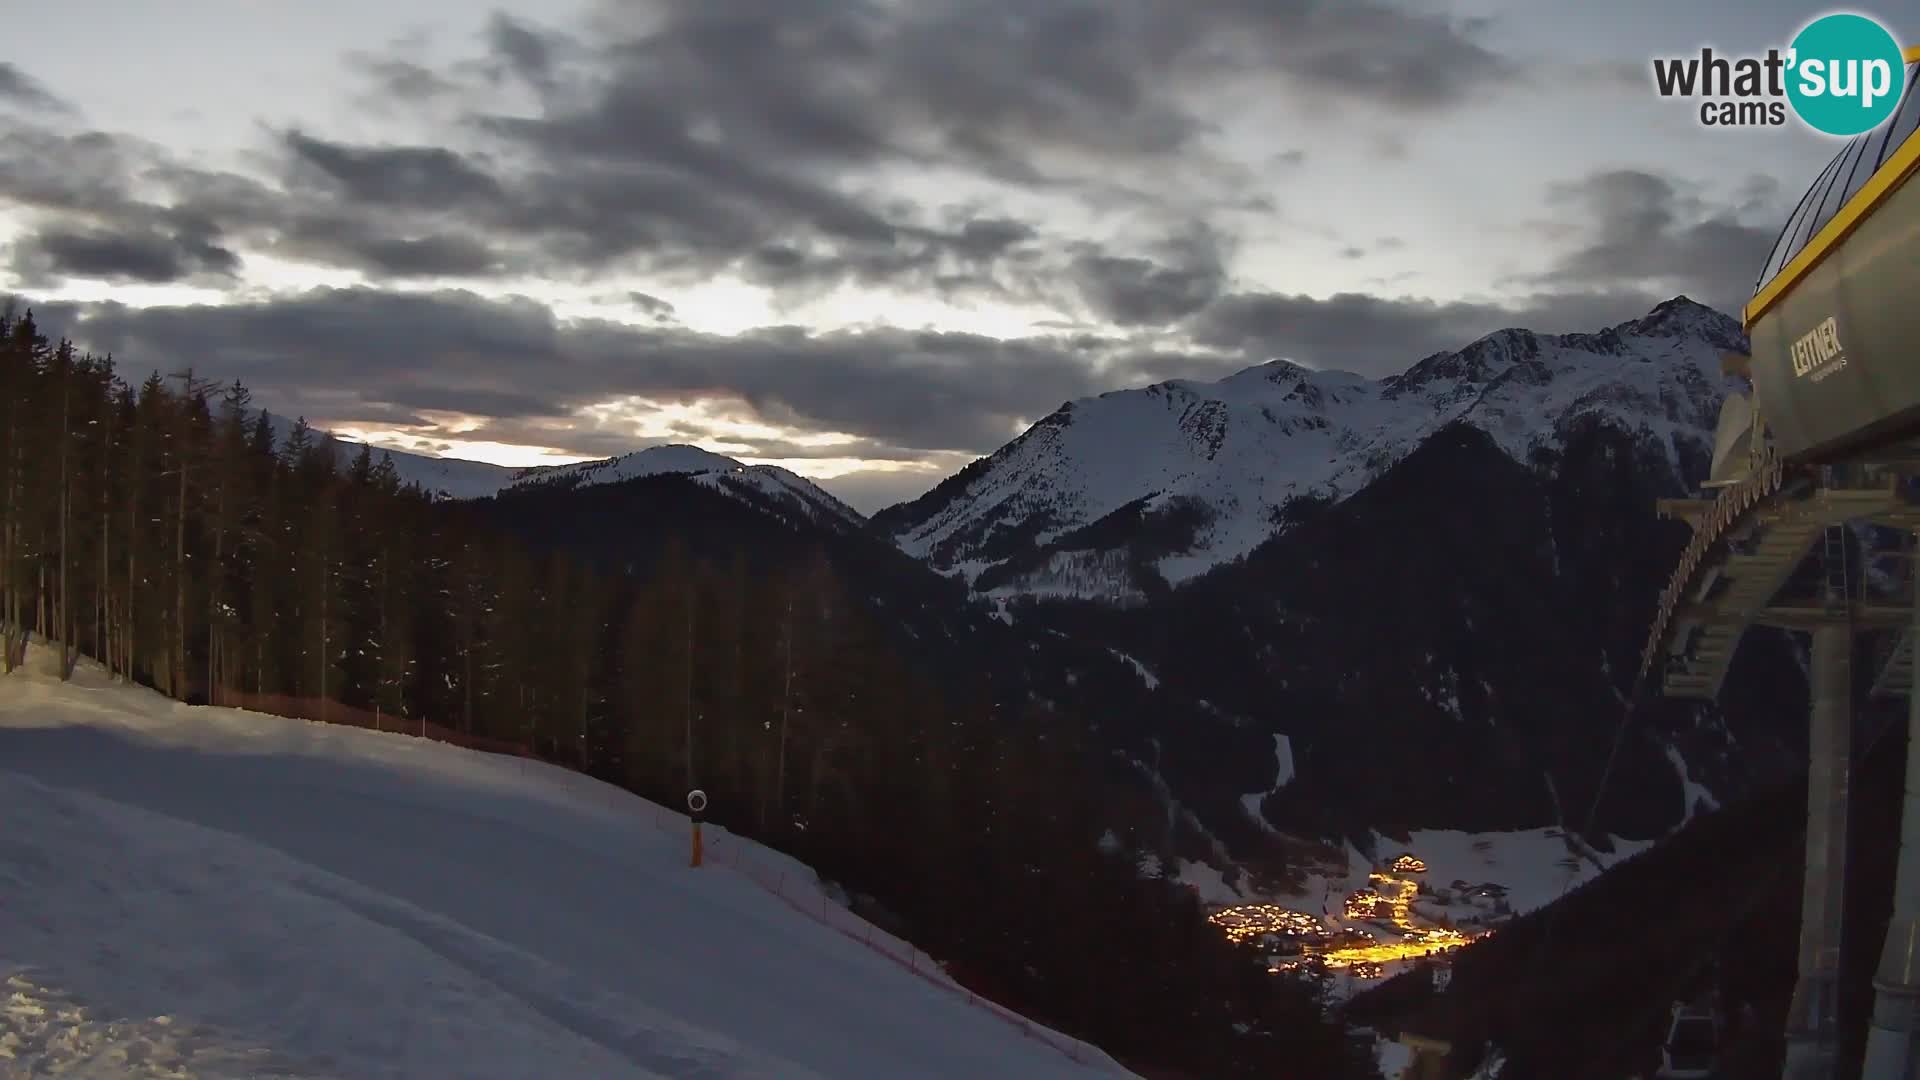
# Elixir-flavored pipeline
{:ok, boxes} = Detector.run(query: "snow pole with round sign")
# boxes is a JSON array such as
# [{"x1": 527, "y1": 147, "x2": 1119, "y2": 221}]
[{"x1": 687, "y1": 789, "x2": 707, "y2": 868}]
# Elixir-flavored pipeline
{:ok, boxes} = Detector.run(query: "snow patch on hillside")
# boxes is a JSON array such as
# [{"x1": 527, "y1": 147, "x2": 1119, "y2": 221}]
[
  {"x1": 1665, "y1": 744, "x2": 1720, "y2": 824},
  {"x1": 1107, "y1": 649, "x2": 1159, "y2": 689},
  {"x1": 1376, "y1": 828, "x2": 1656, "y2": 916},
  {"x1": 1269, "y1": 735, "x2": 1295, "y2": 788},
  {"x1": 1173, "y1": 859, "x2": 1248, "y2": 907},
  {"x1": 378, "y1": 452, "x2": 521, "y2": 499},
  {"x1": 1376, "y1": 1035, "x2": 1416, "y2": 1080},
  {"x1": 1239, "y1": 735, "x2": 1295, "y2": 832}
]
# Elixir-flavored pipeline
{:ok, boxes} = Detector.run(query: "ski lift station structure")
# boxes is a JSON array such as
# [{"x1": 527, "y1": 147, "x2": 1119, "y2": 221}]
[{"x1": 1643, "y1": 48, "x2": 1920, "y2": 1080}]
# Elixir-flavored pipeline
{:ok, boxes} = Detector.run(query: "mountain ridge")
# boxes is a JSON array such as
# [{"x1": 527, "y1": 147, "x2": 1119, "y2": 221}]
[
  {"x1": 874, "y1": 296, "x2": 1745, "y2": 602},
  {"x1": 269, "y1": 420, "x2": 867, "y2": 534}
]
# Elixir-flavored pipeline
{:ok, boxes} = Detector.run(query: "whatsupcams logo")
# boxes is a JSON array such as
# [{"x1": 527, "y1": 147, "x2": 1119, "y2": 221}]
[{"x1": 1651, "y1": 12, "x2": 1908, "y2": 135}]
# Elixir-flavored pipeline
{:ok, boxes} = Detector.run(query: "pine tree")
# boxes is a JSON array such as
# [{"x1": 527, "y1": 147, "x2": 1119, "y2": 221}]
[
  {"x1": 0, "y1": 311, "x2": 50, "y2": 671},
  {"x1": 50, "y1": 341, "x2": 78, "y2": 676},
  {"x1": 206, "y1": 380, "x2": 253, "y2": 701},
  {"x1": 164, "y1": 371, "x2": 207, "y2": 696}
]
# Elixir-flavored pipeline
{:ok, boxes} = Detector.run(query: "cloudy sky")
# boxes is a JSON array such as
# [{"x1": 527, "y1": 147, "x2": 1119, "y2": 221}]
[{"x1": 0, "y1": 0, "x2": 1867, "y2": 509}]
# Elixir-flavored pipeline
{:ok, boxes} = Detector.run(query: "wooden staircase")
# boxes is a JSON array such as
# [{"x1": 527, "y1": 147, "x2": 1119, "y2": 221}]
[{"x1": 1660, "y1": 483, "x2": 1920, "y2": 701}]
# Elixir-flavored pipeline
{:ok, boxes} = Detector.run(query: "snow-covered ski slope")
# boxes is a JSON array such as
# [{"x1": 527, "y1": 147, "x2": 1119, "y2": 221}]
[{"x1": 0, "y1": 649, "x2": 1132, "y2": 1079}]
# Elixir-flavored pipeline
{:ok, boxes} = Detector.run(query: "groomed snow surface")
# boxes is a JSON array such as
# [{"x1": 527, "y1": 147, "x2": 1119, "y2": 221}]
[{"x1": 0, "y1": 648, "x2": 1133, "y2": 1079}]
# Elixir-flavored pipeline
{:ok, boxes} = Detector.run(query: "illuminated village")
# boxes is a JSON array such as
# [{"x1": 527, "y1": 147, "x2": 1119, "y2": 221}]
[{"x1": 1204, "y1": 850, "x2": 1511, "y2": 984}]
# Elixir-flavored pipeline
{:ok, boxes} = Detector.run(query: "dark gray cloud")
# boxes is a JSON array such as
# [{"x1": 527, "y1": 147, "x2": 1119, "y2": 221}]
[
  {"x1": 344, "y1": 53, "x2": 462, "y2": 104},
  {"x1": 35, "y1": 287, "x2": 1113, "y2": 455},
  {"x1": 105, "y1": 0, "x2": 1512, "y2": 292},
  {"x1": 0, "y1": 126, "x2": 252, "y2": 285},
  {"x1": 484, "y1": 13, "x2": 563, "y2": 91},
  {"x1": 1337, "y1": 235, "x2": 1407, "y2": 260},
  {"x1": 11, "y1": 223, "x2": 240, "y2": 286},
  {"x1": 282, "y1": 130, "x2": 506, "y2": 209},
  {"x1": 0, "y1": 0, "x2": 1528, "y2": 299},
  {"x1": 1526, "y1": 168, "x2": 1781, "y2": 317},
  {"x1": 1190, "y1": 291, "x2": 1515, "y2": 372},
  {"x1": 1184, "y1": 286, "x2": 1695, "y2": 376},
  {"x1": 0, "y1": 126, "x2": 143, "y2": 217},
  {"x1": 24, "y1": 279, "x2": 1701, "y2": 466},
  {"x1": 1566, "y1": 59, "x2": 1652, "y2": 93},
  {"x1": 626, "y1": 291, "x2": 677, "y2": 321},
  {"x1": 0, "y1": 124, "x2": 519, "y2": 282},
  {"x1": 0, "y1": 113, "x2": 1068, "y2": 295},
  {"x1": 538, "y1": 0, "x2": 1524, "y2": 183},
  {"x1": 1067, "y1": 225, "x2": 1229, "y2": 326},
  {"x1": 0, "y1": 63, "x2": 73, "y2": 115}
]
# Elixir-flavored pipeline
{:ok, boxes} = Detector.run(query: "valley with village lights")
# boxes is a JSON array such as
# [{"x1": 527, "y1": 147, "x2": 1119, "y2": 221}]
[{"x1": 1206, "y1": 854, "x2": 1495, "y2": 983}]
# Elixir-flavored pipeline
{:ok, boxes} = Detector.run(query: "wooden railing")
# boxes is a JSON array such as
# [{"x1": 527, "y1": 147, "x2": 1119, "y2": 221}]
[{"x1": 1638, "y1": 447, "x2": 1786, "y2": 689}]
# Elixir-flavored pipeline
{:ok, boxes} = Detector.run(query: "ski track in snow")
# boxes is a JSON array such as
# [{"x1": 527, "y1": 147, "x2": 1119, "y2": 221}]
[
  {"x1": 0, "y1": 650, "x2": 1128, "y2": 1080},
  {"x1": 1238, "y1": 735, "x2": 1293, "y2": 832}
]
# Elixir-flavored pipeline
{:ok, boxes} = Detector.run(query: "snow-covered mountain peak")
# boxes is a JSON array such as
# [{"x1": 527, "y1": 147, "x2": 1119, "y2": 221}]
[
  {"x1": 1384, "y1": 327, "x2": 1543, "y2": 399},
  {"x1": 510, "y1": 442, "x2": 747, "y2": 486},
  {"x1": 252, "y1": 418, "x2": 864, "y2": 533},
  {"x1": 1624, "y1": 295, "x2": 1746, "y2": 349},
  {"x1": 877, "y1": 297, "x2": 1744, "y2": 601},
  {"x1": 505, "y1": 444, "x2": 868, "y2": 532}
]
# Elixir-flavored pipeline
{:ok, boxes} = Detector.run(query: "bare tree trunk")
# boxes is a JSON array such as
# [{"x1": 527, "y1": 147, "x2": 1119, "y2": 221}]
[
  {"x1": 174, "y1": 450, "x2": 187, "y2": 698},
  {"x1": 125, "y1": 499, "x2": 135, "y2": 682},
  {"x1": 100, "y1": 409, "x2": 112, "y2": 675},
  {"x1": 773, "y1": 594, "x2": 795, "y2": 830},
  {"x1": 1, "y1": 377, "x2": 18, "y2": 676},
  {"x1": 319, "y1": 557, "x2": 329, "y2": 723},
  {"x1": 57, "y1": 364, "x2": 75, "y2": 679},
  {"x1": 209, "y1": 483, "x2": 224, "y2": 702},
  {"x1": 462, "y1": 583, "x2": 474, "y2": 736},
  {"x1": 98, "y1": 434, "x2": 110, "y2": 677},
  {"x1": 684, "y1": 591, "x2": 697, "y2": 793},
  {"x1": 806, "y1": 734, "x2": 834, "y2": 821},
  {"x1": 375, "y1": 555, "x2": 385, "y2": 733},
  {"x1": 2, "y1": 512, "x2": 13, "y2": 674}
]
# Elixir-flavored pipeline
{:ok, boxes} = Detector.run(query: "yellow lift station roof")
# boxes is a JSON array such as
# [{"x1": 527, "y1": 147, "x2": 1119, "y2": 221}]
[{"x1": 1745, "y1": 50, "x2": 1920, "y2": 330}]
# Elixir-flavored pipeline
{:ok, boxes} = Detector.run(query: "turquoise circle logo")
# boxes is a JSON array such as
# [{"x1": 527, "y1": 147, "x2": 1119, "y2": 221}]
[{"x1": 1786, "y1": 13, "x2": 1907, "y2": 136}]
